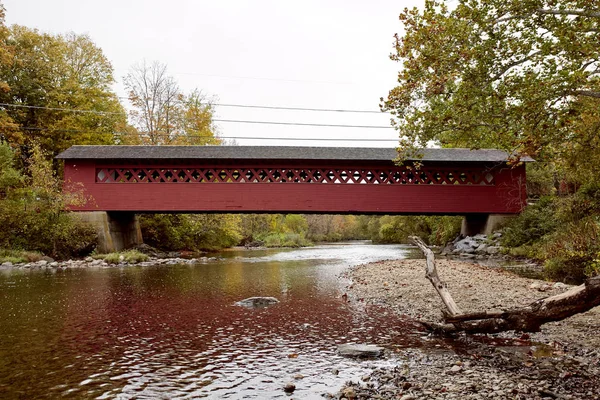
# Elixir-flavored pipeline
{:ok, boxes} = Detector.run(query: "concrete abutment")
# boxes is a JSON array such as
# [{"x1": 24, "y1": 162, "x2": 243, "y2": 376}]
[
  {"x1": 76, "y1": 211, "x2": 143, "y2": 253},
  {"x1": 461, "y1": 214, "x2": 514, "y2": 236}
]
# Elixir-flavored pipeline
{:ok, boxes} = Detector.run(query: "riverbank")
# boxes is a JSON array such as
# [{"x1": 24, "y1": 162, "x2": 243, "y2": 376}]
[
  {"x1": 0, "y1": 254, "x2": 220, "y2": 271},
  {"x1": 338, "y1": 259, "x2": 600, "y2": 399}
]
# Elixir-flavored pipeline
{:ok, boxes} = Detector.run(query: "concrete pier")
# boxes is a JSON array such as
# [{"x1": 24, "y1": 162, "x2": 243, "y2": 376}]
[
  {"x1": 461, "y1": 214, "x2": 514, "y2": 236},
  {"x1": 76, "y1": 211, "x2": 143, "y2": 253}
]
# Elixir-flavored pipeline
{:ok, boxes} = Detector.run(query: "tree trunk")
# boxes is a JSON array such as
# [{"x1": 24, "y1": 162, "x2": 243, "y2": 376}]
[{"x1": 409, "y1": 236, "x2": 600, "y2": 333}]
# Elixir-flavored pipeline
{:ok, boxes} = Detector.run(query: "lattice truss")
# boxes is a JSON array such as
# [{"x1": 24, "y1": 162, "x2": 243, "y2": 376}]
[{"x1": 96, "y1": 167, "x2": 496, "y2": 185}]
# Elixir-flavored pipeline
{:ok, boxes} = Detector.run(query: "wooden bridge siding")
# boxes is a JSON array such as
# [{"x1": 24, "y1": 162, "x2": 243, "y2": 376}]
[{"x1": 63, "y1": 161, "x2": 526, "y2": 214}]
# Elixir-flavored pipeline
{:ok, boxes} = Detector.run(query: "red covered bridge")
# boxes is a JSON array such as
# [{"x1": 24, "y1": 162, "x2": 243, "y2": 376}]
[{"x1": 57, "y1": 146, "x2": 530, "y2": 252}]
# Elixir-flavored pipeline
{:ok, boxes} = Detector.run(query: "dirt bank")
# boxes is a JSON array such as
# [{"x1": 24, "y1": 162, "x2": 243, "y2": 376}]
[{"x1": 335, "y1": 259, "x2": 600, "y2": 399}]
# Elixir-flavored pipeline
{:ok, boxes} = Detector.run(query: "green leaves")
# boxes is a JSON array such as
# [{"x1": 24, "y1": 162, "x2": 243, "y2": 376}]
[{"x1": 384, "y1": 0, "x2": 600, "y2": 171}]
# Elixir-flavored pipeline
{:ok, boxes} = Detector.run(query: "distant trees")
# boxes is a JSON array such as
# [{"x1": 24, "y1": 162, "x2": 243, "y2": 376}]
[{"x1": 123, "y1": 61, "x2": 220, "y2": 145}]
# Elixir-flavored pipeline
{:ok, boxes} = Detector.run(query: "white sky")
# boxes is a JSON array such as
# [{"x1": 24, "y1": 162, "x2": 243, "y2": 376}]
[{"x1": 4, "y1": 0, "x2": 421, "y2": 147}]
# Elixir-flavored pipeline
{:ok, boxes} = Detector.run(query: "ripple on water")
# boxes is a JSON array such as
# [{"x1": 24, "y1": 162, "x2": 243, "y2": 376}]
[{"x1": 0, "y1": 242, "x2": 431, "y2": 399}]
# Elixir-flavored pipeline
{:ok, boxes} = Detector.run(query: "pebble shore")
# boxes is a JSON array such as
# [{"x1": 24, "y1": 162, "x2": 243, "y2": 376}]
[
  {"x1": 0, "y1": 255, "x2": 218, "y2": 271},
  {"x1": 336, "y1": 259, "x2": 600, "y2": 399}
]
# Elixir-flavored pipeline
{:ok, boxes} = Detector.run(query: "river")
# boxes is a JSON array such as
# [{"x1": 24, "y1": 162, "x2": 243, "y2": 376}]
[{"x1": 0, "y1": 242, "x2": 431, "y2": 399}]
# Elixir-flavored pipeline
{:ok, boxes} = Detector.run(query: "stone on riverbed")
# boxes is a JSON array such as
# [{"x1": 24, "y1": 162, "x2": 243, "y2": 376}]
[
  {"x1": 337, "y1": 344, "x2": 384, "y2": 358},
  {"x1": 235, "y1": 297, "x2": 280, "y2": 308}
]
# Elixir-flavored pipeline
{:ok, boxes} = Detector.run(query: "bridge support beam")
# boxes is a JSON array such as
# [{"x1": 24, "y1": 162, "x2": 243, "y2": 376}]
[
  {"x1": 77, "y1": 211, "x2": 143, "y2": 253},
  {"x1": 461, "y1": 214, "x2": 514, "y2": 236}
]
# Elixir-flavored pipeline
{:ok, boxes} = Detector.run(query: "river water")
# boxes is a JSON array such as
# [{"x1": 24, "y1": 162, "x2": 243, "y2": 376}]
[{"x1": 0, "y1": 242, "x2": 431, "y2": 399}]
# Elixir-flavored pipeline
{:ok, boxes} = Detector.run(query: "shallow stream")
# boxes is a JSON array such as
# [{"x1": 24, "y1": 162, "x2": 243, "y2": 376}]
[{"x1": 0, "y1": 242, "x2": 441, "y2": 399}]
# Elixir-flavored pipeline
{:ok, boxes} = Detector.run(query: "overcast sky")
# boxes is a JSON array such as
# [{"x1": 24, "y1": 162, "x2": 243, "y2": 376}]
[{"x1": 4, "y1": 0, "x2": 421, "y2": 147}]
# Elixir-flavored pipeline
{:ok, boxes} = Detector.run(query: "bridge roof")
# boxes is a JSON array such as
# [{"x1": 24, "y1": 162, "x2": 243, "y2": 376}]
[{"x1": 57, "y1": 145, "x2": 532, "y2": 162}]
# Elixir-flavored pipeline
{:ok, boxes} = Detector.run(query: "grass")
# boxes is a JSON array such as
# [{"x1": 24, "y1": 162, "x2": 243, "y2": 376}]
[
  {"x1": 94, "y1": 250, "x2": 149, "y2": 264},
  {"x1": 0, "y1": 249, "x2": 44, "y2": 264}
]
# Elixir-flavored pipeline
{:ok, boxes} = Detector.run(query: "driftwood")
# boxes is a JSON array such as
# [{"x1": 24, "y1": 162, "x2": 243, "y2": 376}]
[{"x1": 409, "y1": 236, "x2": 600, "y2": 333}]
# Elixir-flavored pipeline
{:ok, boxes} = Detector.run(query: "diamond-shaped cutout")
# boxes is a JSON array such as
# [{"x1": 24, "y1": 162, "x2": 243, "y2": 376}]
[
  {"x1": 299, "y1": 170, "x2": 308, "y2": 182},
  {"x1": 136, "y1": 170, "x2": 147, "y2": 182},
  {"x1": 122, "y1": 170, "x2": 133, "y2": 182},
  {"x1": 326, "y1": 171, "x2": 335, "y2": 182},
  {"x1": 218, "y1": 170, "x2": 228, "y2": 181},
  {"x1": 379, "y1": 171, "x2": 388, "y2": 183}
]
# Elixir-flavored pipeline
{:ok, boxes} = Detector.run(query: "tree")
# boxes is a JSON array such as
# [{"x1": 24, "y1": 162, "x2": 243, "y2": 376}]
[
  {"x1": 0, "y1": 3, "x2": 17, "y2": 134},
  {"x1": 123, "y1": 61, "x2": 220, "y2": 145},
  {"x1": 0, "y1": 26, "x2": 125, "y2": 157},
  {"x1": 0, "y1": 142, "x2": 97, "y2": 258},
  {"x1": 382, "y1": 0, "x2": 600, "y2": 176}
]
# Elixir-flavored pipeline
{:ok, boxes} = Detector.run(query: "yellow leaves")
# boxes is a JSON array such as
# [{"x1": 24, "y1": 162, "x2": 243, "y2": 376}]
[{"x1": 0, "y1": 25, "x2": 125, "y2": 155}]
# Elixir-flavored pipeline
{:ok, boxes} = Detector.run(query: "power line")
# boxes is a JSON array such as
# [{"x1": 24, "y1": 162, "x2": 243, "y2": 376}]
[
  {"x1": 214, "y1": 103, "x2": 384, "y2": 114},
  {"x1": 2, "y1": 101, "x2": 386, "y2": 115},
  {"x1": 13, "y1": 126, "x2": 399, "y2": 142},
  {"x1": 213, "y1": 119, "x2": 392, "y2": 128},
  {"x1": 117, "y1": 96, "x2": 385, "y2": 113},
  {"x1": 0, "y1": 103, "x2": 124, "y2": 116},
  {"x1": 220, "y1": 136, "x2": 398, "y2": 142},
  {"x1": 0, "y1": 103, "x2": 392, "y2": 128}
]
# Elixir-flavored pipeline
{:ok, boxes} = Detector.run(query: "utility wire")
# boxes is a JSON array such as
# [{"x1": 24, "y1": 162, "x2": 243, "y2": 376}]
[
  {"x1": 213, "y1": 119, "x2": 392, "y2": 128},
  {"x1": 0, "y1": 102, "x2": 125, "y2": 115},
  {"x1": 13, "y1": 126, "x2": 399, "y2": 142},
  {"x1": 120, "y1": 97, "x2": 385, "y2": 113},
  {"x1": 1, "y1": 101, "x2": 386, "y2": 115},
  {"x1": 214, "y1": 103, "x2": 383, "y2": 114}
]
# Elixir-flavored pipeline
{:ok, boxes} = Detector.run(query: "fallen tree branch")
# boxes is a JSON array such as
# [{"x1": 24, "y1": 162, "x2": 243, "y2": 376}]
[
  {"x1": 409, "y1": 236, "x2": 600, "y2": 333},
  {"x1": 409, "y1": 236, "x2": 462, "y2": 317}
]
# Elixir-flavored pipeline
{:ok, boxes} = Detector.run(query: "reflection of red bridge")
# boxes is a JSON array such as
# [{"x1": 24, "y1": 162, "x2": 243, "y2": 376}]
[{"x1": 57, "y1": 146, "x2": 530, "y2": 251}]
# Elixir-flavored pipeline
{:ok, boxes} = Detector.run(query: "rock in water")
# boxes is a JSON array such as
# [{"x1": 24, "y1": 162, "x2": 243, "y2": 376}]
[
  {"x1": 337, "y1": 344, "x2": 384, "y2": 358},
  {"x1": 235, "y1": 297, "x2": 280, "y2": 308},
  {"x1": 283, "y1": 382, "x2": 296, "y2": 393}
]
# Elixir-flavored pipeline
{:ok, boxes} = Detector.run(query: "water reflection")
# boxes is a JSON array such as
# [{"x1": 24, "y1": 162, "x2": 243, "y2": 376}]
[{"x1": 0, "y1": 242, "x2": 425, "y2": 399}]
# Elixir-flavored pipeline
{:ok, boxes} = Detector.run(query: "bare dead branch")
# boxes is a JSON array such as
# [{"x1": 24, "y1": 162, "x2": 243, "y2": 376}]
[
  {"x1": 410, "y1": 237, "x2": 600, "y2": 333},
  {"x1": 409, "y1": 236, "x2": 462, "y2": 316},
  {"x1": 495, "y1": 9, "x2": 600, "y2": 24},
  {"x1": 570, "y1": 90, "x2": 600, "y2": 99},
  {"x1": 536, "y1": 9, "x2": 600, "y2": 18}
]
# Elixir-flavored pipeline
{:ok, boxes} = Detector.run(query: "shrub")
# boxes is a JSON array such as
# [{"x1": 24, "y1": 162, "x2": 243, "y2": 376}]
[
  {"x1": 501, "y1": 196, "x2": 559, "y2": 248},
  {"x1": 140, "y1": 214, "x2": 242, "y2": 251},
  {"x1": 262, "y1": 232, "x2": 312, "y2": 248},
  {"x1": 425, "y1": 216, "x2": 462, "y2": 245},
  {"x1": 369, "y1": 215, "x2": 461, "y2": 245},
  {"x1": 0, "y1": 143, "x2": 98, "y2": 259},
  {"x1": 0, "y1": 249, "x2": 44, "y2": 264},
  {"x1": 541, "y1": 217, "x2": 600, "y2": 284},
  {"x1": 99, "y1": 250, "x2": 149, "y2": 264}
]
